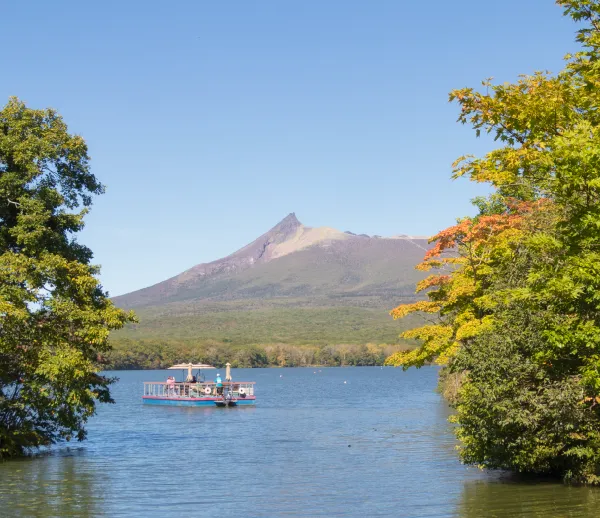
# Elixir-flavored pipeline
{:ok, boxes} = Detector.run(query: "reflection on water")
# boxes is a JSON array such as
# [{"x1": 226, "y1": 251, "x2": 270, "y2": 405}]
[
  {"x1": 2, "y1": 450, "x2": 105, "y2": 518},
  {"x1": 0, "y1": 367, "x2": 599, "y2": 517},
  {"x1": 458, "y1": 477, "x2": 600, "y2": 518}
]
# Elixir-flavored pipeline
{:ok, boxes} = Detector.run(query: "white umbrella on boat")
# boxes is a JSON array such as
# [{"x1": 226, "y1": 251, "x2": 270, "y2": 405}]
[
  {"x1": 168, "y1": 363, "x2": 215, "y2": 381},
  {"x1": 225, "y1": 362, "x2": 232, "y2": 382}
]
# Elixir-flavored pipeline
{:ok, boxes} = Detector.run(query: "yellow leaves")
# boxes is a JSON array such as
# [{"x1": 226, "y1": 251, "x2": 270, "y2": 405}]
[
  {"x1": 415, "y1": 257, "x2": 464, "y2": 271},
  {"x1": 401, "y1": 324, "x2": 453, "y2": 342},
  {"x1": 449, "y1": 71, "x2": 578, "y2": 188},
  {"x1": 390, "y1": 301, "x2": 441, "y2": 320},
  {"x1": 451, "y1": 155, "x2": 476, "y2": 177},
  {"x1": 474, "y1": 294, "x2": 497, "y2": 312},
  {"x1": 0, "y1": 300, "x2": 29, "y2": 319},
  {"x1": 455, "y1": 315, "x2": 494, "y2": 341},
  {"x1": 581, "y1": 396, "x2": 600, "y2": 405},
  {"x1": 435, "y1": 341, "x2": 461, "y2": 365},
  {"x1": 388, "y1": 297, "x2": 493, "y2": 368},
  {"x1": 456, "y1": 145, "x2": 552, "y2": 187},
  {"x1": 415, "y1": 260, "x2": 442, "y2": 271},
  {"x1": 387, "y1": 209, "x2": 505, "y2": 366},
  {"x1": 416, "y1": 274, "x2": 451, "y2": 293},
  {"x1": 444, "y1": 274, "x2": 477, "y2": 304},
  {"x1": 385, "y1": 348, "x2": 428, "y2": 368},
  {"x1": 386, "y1": 324, "x2": 454, "y2": 367}
]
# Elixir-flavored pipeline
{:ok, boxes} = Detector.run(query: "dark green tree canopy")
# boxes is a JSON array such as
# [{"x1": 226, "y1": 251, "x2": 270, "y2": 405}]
[{"x1": 0, "y1": 97, "x2": 135, "y2": 457}]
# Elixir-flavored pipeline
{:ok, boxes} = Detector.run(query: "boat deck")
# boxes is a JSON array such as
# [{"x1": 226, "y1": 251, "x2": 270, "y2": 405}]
[{"x1": 142, "y1": 381, "x2": 256, "y2": 406}]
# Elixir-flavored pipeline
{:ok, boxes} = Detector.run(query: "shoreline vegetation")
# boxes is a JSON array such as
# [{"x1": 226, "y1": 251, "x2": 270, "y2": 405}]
[
  {"x1": 384, "y1": 0, "x2": 600, "y2": 486},
  {"x1": 105, "y1": 340, "x2": 412, "y2": 370},
  {"x1": 0, "y1": 98, "x2": 135, "y2": 459}
]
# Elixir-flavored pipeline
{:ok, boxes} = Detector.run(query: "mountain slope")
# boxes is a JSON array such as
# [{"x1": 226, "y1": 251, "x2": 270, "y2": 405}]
[{"x1": 112, "y1": 214, "x2": 430, "y2": 346}]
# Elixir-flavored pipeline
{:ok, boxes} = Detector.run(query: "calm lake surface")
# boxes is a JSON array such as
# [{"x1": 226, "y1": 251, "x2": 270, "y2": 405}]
[{"x1": 1, "y1": 366, "x2": 599, "y2": 517}]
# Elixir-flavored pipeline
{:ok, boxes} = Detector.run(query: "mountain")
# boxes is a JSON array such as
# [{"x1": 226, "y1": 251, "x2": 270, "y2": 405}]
[
  {"x1": 112, "y1": 214, "x2": 431, "y2": 346},
  {"x1": 114, "y1": 213, "x2": 430, "y2": 309}
]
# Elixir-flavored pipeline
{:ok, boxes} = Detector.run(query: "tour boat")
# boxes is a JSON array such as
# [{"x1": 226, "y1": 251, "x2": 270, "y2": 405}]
[{"x1": 142, "y1": 362, "x2": 256, "y2": 407}]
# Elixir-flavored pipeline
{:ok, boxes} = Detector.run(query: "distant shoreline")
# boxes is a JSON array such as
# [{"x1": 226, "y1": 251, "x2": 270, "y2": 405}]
[
  {"x1": 104, "y1": 340, "x2": 413, "y2": 371},
  {"x1": 103, "y1": 362, "x2": 396, "y2": 371}
]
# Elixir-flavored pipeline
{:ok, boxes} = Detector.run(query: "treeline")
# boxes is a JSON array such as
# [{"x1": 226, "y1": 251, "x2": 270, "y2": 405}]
[{"x1": 105, "y1": 339, "x2": 410, "y2": 370}]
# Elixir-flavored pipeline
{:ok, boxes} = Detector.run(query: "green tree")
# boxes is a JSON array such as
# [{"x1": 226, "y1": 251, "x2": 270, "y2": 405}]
[
  {"x1": 232, "y1": 345, "x2": 269, "y2": 368},
  {"x1": 0, "y1": 97, "x2": 135, "y2": 457},
  {"x1": 453, "y1": 308, "x2": 600, "y2": 484},
  {"x1": 387, "y1": 1, "x2": 600, "y2": 483}
]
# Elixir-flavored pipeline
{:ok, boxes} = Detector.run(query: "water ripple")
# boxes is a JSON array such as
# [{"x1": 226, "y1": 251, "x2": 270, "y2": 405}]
[{"x1": 1, "y1": 367, "x2": 599, "y2": 517}]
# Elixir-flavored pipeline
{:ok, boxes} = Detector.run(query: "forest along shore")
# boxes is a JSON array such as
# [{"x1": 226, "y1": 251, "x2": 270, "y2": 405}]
[{"x1": 105, "y1": 341, "x2": 412, "y2": 369}]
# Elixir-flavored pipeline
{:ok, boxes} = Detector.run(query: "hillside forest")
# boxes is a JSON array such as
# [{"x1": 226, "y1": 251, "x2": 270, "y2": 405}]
[{"x1": 106, "y1": 305, "x2": 421, "y2": 369}]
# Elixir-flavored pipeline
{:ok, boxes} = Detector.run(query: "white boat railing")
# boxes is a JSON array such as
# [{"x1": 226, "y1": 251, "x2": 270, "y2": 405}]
[{"x1": 143, "y1": 381, "x2": 255, "y2": 398}]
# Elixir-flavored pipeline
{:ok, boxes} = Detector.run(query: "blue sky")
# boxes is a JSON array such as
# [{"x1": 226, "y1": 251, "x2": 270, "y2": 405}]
[{"x1": 1, "y1": 1, "x2": 579, "y2": 296}]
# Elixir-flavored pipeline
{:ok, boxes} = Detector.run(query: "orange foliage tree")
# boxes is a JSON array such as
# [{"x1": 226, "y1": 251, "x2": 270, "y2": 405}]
[{"x1": 385, "y1": 197, "x2": 550, "y2": 368}]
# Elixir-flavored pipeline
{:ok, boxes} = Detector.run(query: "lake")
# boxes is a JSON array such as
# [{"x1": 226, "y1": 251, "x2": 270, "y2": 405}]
[{"x1": 1, "y1": 366, "x2": 599, "y2": 517}]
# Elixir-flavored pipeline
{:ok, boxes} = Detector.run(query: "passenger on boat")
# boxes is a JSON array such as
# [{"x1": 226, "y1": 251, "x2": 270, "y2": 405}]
[
  {"x1": 215, "y1": 373, "x2": 223, "y2": 395},
  {"x1": 166, "y1": 376, "x2": 175, "y2": 396}
]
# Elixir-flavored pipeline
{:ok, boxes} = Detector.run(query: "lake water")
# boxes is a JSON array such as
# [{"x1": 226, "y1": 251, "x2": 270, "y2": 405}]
[{"x1": 1, "y1": 366, "x2": 599, "y2": 517}]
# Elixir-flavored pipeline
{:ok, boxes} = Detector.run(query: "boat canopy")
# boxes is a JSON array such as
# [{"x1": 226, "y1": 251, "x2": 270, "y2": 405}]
[
  {"x1": 168, "y1": 363, "x2": 216, "y2": 381},
  {"x1": 168, "y1": 363, "x2": 215, "y2": 370}
]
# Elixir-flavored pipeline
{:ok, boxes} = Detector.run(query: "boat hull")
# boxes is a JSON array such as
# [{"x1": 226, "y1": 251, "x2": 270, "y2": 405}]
[{"x1": 142, "y1": 396, "x2": 256, "y2": 406}]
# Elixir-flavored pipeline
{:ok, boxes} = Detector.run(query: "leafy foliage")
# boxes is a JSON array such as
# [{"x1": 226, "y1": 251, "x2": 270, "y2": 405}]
[
  {"x1": 453, "y1": 315, "x2": 600, "y2": 484},
  {"x1": 387, "y1": 1, "x2": 600, "y2": 483},
  {"x1": 385, "y1": 200, "x2": 539, "y2": 367},
  {"x1": 0, "y1": 97, "x2": 135, "y2": 457}
]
